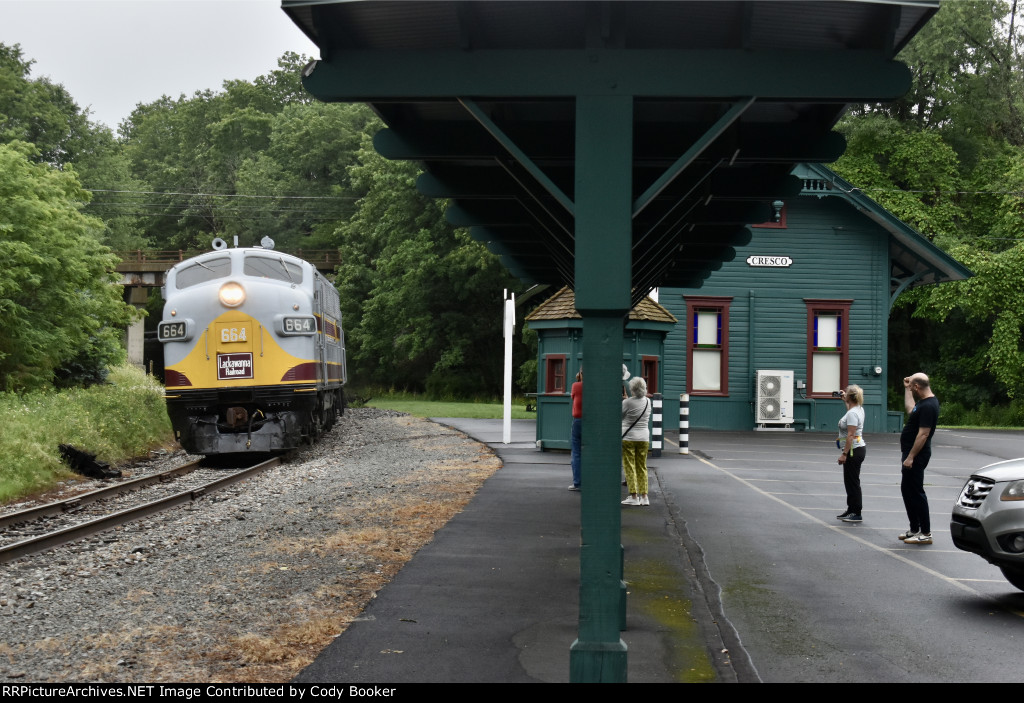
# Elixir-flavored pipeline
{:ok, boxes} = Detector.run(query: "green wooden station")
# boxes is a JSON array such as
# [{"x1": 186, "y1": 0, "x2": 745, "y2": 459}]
[
  {"x1": 283, "y1": 0, "x2": 942, "y2": 682},
  {"x1": 659, "y1": 162, "x2": 970, "y2": 436}
]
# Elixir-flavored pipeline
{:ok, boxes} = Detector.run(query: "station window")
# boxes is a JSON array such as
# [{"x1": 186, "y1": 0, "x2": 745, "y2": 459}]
[
  {"x1": 544, "y1": 354, "x2": 567, "y2": 394},
  {"x1": 805, "y1": 299, "x2": 852, "y2": 397},
  {"x1": 685, "y1": 296, "x2": 732, "y2": 396}
]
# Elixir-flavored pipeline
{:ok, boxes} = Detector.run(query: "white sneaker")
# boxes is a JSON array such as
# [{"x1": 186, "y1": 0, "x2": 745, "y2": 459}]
[
  {"x1": 904, "y1": 532, "x2": 933, "y2": 545},
  {"x1": 898, "y1": 530, "x2": 919, "y2": 541},
  {"x1": 621, "y1": 496, "x2": 640, "y2": 506},
  {"x1": 640, "y1": 495, "x2": 650, "y2": 506}
]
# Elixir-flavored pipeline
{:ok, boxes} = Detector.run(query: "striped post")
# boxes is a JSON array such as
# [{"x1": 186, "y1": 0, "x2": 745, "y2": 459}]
[
  {"x1": 650, "y1": 393, "x2": 663, "y2": 457},
  {"x1": 679, "y1": 393, "x2": 689, "y2": 454}
]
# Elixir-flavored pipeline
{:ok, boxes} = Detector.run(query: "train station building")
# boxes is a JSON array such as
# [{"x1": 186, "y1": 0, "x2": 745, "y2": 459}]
[{"x1": 527, "y1": 163, "x2": 969, "y2": 440}]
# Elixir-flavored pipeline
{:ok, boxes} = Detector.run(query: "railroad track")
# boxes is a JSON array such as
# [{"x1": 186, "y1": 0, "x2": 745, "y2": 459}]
[{"x1": 0, "y1": 457, "x2": 281, "y2": 564}]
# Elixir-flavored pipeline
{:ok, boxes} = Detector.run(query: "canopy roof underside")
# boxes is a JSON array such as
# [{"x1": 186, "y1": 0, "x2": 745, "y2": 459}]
[{"x1": 283, "y1": 0, "x2": 938, "y2": 304}]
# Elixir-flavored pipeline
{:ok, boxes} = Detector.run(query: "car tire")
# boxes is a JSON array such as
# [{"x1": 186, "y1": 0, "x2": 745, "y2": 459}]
[{"x1": 999, "y1": 566, "x2": 1024, "y2": 592}]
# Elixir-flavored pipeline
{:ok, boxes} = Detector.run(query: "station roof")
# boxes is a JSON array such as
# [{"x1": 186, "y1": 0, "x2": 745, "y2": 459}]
[
  {"x1": 283, "y1": 0, "x2": 938, "y2": 304},
  {"x1": 795, "y1": 163, "x2": 972, "y2": 296}
]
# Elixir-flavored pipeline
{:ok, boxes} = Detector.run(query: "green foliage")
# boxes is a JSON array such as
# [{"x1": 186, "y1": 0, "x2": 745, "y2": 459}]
[
  {"x1": 118, "y1": 53, "x2": 371, "y2": 252},
  {"x1": 833, "y1": 2, "x2": 1024, "y2": 416},
  {"x1": 2, "y1": 42, "x2": 533, "y2": 397},
  {"x1": 0, "y1": 42, "x2": 147, "y2": 250},
  {"x1": 865, "y1": 1, "x2": 1022, "y2": 150},
  {"x1": 362, "y1": 389, "x2": 535, "y2": 420},
  {"x1": 833, "y1": 114, "x2": 964, "y2": 244},
  {"x1": 0, "y1": 142, "x2": 135, "y2": 391},
  {"x1": 0, "y1": 44, "x2": 94, "y2": 166},
  {"x1": 910, "y1": 244, "x2": 1024, "y2": 397},
  {"x1": 0, "y1": 365, "x2": 172, "y2": 503},
  {"x1": 518, "y1": 325, "x2": 539, "y2": 392},
  {"x1": 334, "y1": 141, "x2": 526, "y2": 393}
]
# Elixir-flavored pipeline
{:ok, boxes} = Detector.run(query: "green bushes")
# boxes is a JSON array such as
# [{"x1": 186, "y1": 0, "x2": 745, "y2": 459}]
[
  {"x1": 934, "y1": 398, "x2": 1024, "y2": 428},
  {"x1": 352, "y1": 387, "x2": 534, "y2": 419},
  {"x1": 0, "y1": 364, "x2": 172, "y2": 503}
]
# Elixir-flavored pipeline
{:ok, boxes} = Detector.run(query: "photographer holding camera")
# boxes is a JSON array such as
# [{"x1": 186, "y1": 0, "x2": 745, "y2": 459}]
[{"x1": 836, "y1": 385, "x2": 866, "y2": 523}]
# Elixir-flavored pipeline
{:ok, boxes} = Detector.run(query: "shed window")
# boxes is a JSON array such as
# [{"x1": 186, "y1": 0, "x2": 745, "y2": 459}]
[
  {"x1": 806, "y1": 300, "x2": 852, "y2": 398},
  {"x1": 641, "y1": 356, "x2": 659, "y2": 394},
  {"x1": 685, "y1": 296, "x2": 732, "y2": 396},
  {"x1": 544, "y1": 355, "x2": 567, "y2": 394}
]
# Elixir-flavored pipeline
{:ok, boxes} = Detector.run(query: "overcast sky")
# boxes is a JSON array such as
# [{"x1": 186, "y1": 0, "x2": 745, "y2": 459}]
[{"x1": 0, "y1": 0, "x2": 319, "y2": 130}]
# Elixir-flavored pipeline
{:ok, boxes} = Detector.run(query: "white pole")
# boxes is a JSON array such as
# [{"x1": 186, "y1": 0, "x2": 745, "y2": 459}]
[
  {"x1": 679, "y1": 393, "x2": 690, "y2": 454},
  {"x1": 503, "y1": 290, "x2": 515, "y2": 444}
]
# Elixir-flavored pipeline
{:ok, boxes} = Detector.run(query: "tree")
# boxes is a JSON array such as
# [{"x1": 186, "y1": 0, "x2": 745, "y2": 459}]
[
  {"x1": 0, "y1": 43, "x2": 93, "y2": 167},
  {"x1": 334, "y1": 139, "x2": 525, "y2": 394},
  {"x1": 0, "y1": 142, "x2": 135, "y2": 391},
  {"x1": 905, "y1": 243, "x2": 1024, "y2": 398},
  {"x1": 830, "y1": 1, "x2": 1024, "y2": 409},
  {"x1": 0, "y1": 42, "x2": 149, "y2": 251}
]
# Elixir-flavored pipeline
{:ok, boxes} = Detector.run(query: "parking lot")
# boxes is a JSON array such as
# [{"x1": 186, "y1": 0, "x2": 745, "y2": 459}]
[{"x1": 656, "y1": 427, "x2": 1024, "y2": 682}]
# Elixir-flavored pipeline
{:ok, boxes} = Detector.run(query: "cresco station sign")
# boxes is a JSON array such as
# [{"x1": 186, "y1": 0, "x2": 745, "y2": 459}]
[{"x1": 746, "y1": 255, "x2": 793, "y2": 268}]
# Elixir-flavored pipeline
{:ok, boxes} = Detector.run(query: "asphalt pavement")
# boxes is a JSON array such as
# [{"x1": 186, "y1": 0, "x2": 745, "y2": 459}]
[
  {"x1": 661, "y1": 425, "x2": 1024, "y2": 682},
  {"x1": 295, "y1": 419, "x2": 1024, "y2": 683}
]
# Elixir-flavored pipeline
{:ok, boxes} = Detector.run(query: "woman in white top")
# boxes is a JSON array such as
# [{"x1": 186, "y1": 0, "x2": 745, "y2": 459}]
[
  {"x1": 621, "y1": 376, "x2": 652, "y2": 506},
  {"x1": 836, "y1": 384, "x2": 866, "y2": 522}
]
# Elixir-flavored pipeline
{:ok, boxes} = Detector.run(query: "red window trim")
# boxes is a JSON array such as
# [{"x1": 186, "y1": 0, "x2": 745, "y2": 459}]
[
  {"x1": 685, "y1": 295, "x2": 732, "y2": 397},
  {"x1": 544, "y1": 354, "x2": 567, "y2": 395},
  {"x1": 805, "y1": 299, "x2": 852, "y2": 398},
  {"x1": 641, "y1": 355, "x2": 659, "y2": 395}
]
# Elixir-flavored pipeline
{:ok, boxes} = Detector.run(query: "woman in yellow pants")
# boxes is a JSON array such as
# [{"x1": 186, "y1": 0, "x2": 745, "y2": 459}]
[{"x1": 621, "y1": 376, "x2": 652, "y2": 506}]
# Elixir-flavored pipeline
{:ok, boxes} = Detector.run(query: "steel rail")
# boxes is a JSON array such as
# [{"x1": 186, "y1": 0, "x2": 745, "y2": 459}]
[
  {"x1": 0, "y1": 457, "x2": 280, "y2": 564},
  {"x1": 0, "y1": 460, "x2": 205, "y2": 530}
]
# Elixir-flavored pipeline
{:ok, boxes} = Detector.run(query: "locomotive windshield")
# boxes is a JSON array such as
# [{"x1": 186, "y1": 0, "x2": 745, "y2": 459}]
[
  {"x1": 175, "y1": 256, "x2": 231, "y2": 289},
  {"x1": 244, "y1": 254, "x2": 304, "y2": 284}
]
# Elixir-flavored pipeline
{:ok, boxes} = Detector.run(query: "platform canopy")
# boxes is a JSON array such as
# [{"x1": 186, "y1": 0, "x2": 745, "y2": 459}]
[
  {"x1": 284, "y1": 0, "x2": 936, "y2": 307},
  {"x1": 282, "y1": 0, "x2": 938, "y2": 682}
]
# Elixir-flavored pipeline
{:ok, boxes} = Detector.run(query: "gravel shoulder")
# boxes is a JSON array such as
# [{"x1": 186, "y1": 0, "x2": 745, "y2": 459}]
[{"x1": 0, "y1": 408, "x2": 501, "y2": 682}]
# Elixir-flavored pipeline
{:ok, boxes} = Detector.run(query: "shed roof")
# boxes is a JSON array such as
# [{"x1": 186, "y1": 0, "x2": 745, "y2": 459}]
[
  {"x1": 525, "y1": 286, "x2": 677, "y2": 324},
  {"x1": 282, "y1": 0, "x2": 938, "y2": 305}
]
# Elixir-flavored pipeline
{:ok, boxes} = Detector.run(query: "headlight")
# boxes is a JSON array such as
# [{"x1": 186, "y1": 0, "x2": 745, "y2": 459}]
[
  {"x1": 219, "y1": 281, "x2": 245, "y2": 307},
  {"x1": 1000, "y1": 480, "x2": 1024, "y2": 501}
]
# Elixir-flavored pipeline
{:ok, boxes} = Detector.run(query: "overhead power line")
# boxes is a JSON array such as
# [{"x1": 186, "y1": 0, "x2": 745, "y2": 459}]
[{"x1": 85, "y1": 188, "x2": 358, "y2": 201}]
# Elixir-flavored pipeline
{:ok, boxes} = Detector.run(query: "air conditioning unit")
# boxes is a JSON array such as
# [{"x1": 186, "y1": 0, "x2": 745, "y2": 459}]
[{"x1": 755, "y1": 370, "x2": 794, "y2": 429}]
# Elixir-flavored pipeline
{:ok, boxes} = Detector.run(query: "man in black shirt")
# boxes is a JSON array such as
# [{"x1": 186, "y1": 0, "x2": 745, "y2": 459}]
[{"x1": 899, "y1": 373, "x2": 939, "y2": 545}]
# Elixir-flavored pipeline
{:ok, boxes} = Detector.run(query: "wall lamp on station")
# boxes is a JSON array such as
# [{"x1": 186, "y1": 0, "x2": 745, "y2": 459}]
[{"x1": 771, "y1": 200, "x2": 785, "y2": 223}]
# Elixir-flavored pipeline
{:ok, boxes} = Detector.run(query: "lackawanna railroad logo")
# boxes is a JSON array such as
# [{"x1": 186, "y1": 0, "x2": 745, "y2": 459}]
[
  {"x1": 218, "y1": 352, "x2": 254, "y2": 380},
  {"x1": 746, "y1": 255, "x2": 793, "y2": 267}
]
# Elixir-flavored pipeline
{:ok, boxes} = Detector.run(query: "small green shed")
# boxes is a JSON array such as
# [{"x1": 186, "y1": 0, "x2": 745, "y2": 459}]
[{"x1": 525, "y1": 287, "x2": 677, "y2": 450}]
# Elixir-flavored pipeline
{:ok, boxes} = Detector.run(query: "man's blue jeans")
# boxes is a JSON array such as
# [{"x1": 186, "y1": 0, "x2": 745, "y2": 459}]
[{"x1": 570, "y1": 418, "x2": 582, "y2": 487}]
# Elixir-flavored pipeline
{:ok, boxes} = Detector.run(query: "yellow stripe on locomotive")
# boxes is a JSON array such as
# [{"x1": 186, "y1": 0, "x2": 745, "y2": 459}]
[{"x1": 164, "y1": 310, "x2": 339, "y2": 388}]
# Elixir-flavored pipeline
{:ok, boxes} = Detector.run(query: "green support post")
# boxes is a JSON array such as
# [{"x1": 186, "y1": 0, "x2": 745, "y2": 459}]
[{"x1": 569, "y1": 94, "x2": 633, "y2": 683}]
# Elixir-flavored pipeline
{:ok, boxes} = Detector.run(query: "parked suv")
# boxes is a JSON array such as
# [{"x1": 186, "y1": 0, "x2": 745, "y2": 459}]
[{"x1": 951, "y1": 458, "x2": 1024, "y2": 592}]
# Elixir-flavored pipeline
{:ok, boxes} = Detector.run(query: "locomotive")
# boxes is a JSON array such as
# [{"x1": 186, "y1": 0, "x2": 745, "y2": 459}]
[{"x1": 158, "y1": 239, "x2": 346, "y2": 454}]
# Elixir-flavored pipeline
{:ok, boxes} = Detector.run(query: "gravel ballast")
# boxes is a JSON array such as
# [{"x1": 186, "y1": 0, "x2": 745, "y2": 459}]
[{"x1": 0, "y1": 408, "x2": 501, "y2": 682}]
